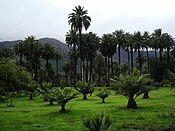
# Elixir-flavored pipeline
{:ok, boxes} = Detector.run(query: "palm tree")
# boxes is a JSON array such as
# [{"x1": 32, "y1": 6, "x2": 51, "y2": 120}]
[
  {"x1": 68, "y1": 5, "x2": 91, "y2": 82},
  {"x1": 111, "y1": 73, "x2": 151, "y2": 108},
  {"x1": 54, "y1": 87, "x2": 78, "y2": 113},
  {"x1": 42, "y1": 43, "x2": 55, "y2": 78},
  {"x1": 14, "y1": 41, "x2": 24, "y2": 67},
  {"x1": 151, "y1": 29, "x2": 166, "y2": 61},
  {"x1": 66, "y1": 29, "x2": 78, "y2": 84},
  {"x1": 143, "y1": 31, "x2": 151, "y2": 73},
  {"x1": 83, "y1": 32, "x2": 100, "y2": 82},
  {"x1": 75, "y1": 81, "x2": 94, "y2": 100},
  {"x1": 54, "y1": 51, "x2": 61, "y2": 75},
  {"x1": 100, "y1": 34, "x2": 113, "y2": 86},
  {"x1": 132, "y1": 31, "x2": 143, "y2": 75},
  {"x1": 96, "y1": 88, "x2": 110, "y2": 103},
  {"x1": 113, "y1": 30, "x2": 125, "y2": 65}
]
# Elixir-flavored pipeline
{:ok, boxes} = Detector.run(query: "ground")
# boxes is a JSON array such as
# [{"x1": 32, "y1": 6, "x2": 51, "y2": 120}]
[{"x1": 0, "y1": 87, "x2": 175, "y2": 130}]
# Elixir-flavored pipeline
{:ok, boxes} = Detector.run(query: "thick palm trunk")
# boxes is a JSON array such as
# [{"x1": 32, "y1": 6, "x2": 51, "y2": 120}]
[
  {"x1": 154, "y1": 49, "x2": 157, "y2": 58},
  {"x1": 118, "y1": 44, "x2": 121, "y2": 65},
  {"x1": 60, "y1": 104, "x2": 66, "y2": 113},
  {"x1": 49, "y1": 100, "x2": 54, "y2": 105},
  {"x1": 83, "y1": 93, "x2": 87, "y2": 100},
  {"x1": 111, "y1": 56, "x2": 114, "y2": 77},
  {"x1": 127, "y1": 97, "x2": 137, "y2": 108},
  {"x1": 29, "y1": 92, "x2": 33, "y2": 100},
  {"x1": 105, "y1": 56, "x2": 108, "y2": 86},
  {"x1": 127, "y1": 50, "x2": 130, "y2": 74},
  {"x1": 85, "y1": 60, "x2": 88, "y2": 82},
  {"x1": 79, "y1": 27, "x2": 84, "y2": 82},
  {"x1": 73, "y1": 42, "x2": 77, "y2": 85},
  {"x1": 159, "y1": 48, "x2": 162, "y2": 61},
  {"x1": 102, "y1": 98, "x2": 105, "y2": 103},
  {"x1": 146, "y1": 48, "x2": 149, "y2": 73},
  {"x1": 167, "y1": 46, "x2": 170, "y2": 62},
  {"x1": 138, "y1": 49, "x2": 142, "y2": 75},
  {"x1": 107, "y1": 56, "x2": 110, "y2": 87},
  {"x1": 143, "y1": 92, "x2": 150, "y2": 99},
  {"x1": 89, "y1": 58, "x2": 93, "y2": 82},
  {"x1": 130, "y1": 49, "x2": 134, "y2": 72}
]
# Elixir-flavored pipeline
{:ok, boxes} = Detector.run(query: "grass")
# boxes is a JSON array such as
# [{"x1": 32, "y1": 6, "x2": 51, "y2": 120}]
[{"x1": 0, "y1": 87, "x2": 175, "y2": 131}]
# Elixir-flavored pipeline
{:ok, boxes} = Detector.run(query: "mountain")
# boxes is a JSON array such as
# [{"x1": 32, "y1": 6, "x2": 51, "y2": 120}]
[{"x1": 0, "y1": 37, "x2": 70, "y2": 72}]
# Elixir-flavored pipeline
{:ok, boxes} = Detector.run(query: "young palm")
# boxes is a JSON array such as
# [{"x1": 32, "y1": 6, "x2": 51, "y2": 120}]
[
  {"x1": 97, "y1": 88, "x2": 110, "y2": 103},
  {"x1": 111, "y1": 73, "x2": 151, "y2": 108},
  {"x1": 54, "y1": 87, "x2": 78, "y2": 113},
  {"x1": 75, "y1": 81, "x2": 94, "y2": 100}
]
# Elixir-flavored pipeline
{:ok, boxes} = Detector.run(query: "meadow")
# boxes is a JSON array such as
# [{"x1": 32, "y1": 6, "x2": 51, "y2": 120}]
[{"x1": 0, "y1": 87, "x2": 175, "y2": 131}]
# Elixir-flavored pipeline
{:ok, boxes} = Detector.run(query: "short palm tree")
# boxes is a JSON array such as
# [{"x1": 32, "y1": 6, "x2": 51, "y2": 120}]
[
  {"x1": 97, "y1": 88, "x2": 110, "y2": 103},
  {"x1": 111, "y1": 73, "x2": 151, "y2": 108},
  {"x1": 75, "y1": 81, "x2": 94, "y2": 100},
  {"x1": 82, "y1": 113, "x2": 112, "y2": 131},
  {"x1": 54, "y1": 87, "x2": 78, "y2": 113}
]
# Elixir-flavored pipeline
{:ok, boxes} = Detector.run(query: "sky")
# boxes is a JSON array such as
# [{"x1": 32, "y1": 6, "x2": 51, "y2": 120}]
[{"x1": 0, "y1": 0, "x2": 175, "y2": 42}]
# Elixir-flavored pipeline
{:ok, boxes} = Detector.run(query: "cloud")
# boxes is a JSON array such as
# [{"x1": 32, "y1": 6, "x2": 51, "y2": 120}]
[{"x1": 0, "y1": 0, "x2": 175, "y2": 42}]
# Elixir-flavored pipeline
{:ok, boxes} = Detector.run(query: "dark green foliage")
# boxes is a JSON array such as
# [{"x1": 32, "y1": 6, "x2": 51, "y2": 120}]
[
  {"x1": 111, "y1": 73, "x2": 151, "y2": 108},
  {"x1": 75, "y1": 81, "x2": 94, "y2": 100},
  {"x1": 96, "y1": 88, "x2": 110, "y2": 103},
  {"x1": 0, "y1": 58, "x2": 34, "y2": 105},
  {"x1": 54, "y1": 87, "x2": 78, "y2": 112},
  {"x1": 82, "y1": 113, "x2": 112, "y2": 131},
  {"x1": 149, "y1": 59, "x2": 169, "y2": 82}
]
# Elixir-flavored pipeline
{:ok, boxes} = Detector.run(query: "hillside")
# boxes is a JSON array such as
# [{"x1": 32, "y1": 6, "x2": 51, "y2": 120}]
[{"x1": 0, "y1": 38, "x2": 70, "y2": 72}]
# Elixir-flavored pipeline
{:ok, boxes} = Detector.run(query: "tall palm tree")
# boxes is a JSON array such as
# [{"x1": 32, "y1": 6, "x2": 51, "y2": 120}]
[
  {"x1": 42, "y1": 43, "x2": 55, "y2": 78},
  {"x1": 143, "y1": 31, "x2": 151, "y2": 73},
  {"x1": 66, "y1": 29, "x2": 78, "y2": 84},
  {"x1": 113, "y1": 30, "x2": 125, "y2": 65},
  {"x1": 68, "y1": 5, "x2": 91, "y2": 82},
  {"x1": 132, "y1": 31, "x2": 143, "y2": 75},
  {"x1": 14, "y1": 41, "x2": 24, "y2": 67},
  {"x1": 151, "y1": 29, "x2": 166, "y2": 61}
]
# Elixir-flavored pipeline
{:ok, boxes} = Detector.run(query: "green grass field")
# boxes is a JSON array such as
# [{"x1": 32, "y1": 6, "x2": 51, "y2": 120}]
[{"x1": 0, "y1": 87, "x2": 175, "y2": 131}]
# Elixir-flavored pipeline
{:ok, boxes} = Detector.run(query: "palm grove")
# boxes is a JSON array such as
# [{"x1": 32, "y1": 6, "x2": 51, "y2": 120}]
[{"x1": 0, "y1": 5, "x2": 175, "y2": 111}]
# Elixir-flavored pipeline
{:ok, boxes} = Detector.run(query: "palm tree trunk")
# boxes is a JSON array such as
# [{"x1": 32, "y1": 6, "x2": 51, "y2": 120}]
[
  {"x1": 107, "y1": 56, "x2": 110, "y2": 87},
  {"x1": 146, "y1": 48, "x2": 149, "y2": 73},
  {"x1": 79, "y1": 27, "x2": 84, "y2": 82},
  {"x1": 73, "y1": 42, "x2": 77, "y2": 85},
  {"x1": 83, "y1": 93, "x2": 87, "y2": 100},
  {"x1": 130, "y1": 48, "x2": 134, "y2": 72},
  {"x1": 127, "y1": 50, "x2": 130, "y2": 75},
  {"x1": 118, "y1": 44, "x2": 121, "y2": 65},
  {"x1": 127, "y1": 97, "x2": 137, "y2": 108},
  {"x1": 167, "y1": 46, "x2": 170, "y2": 62},
  {"x1": 159, "y1": 48, "x2": 162, "y2": 61},
  {"x1": 60, "y1": 104, "x2": 66, "y2": 113},
  {"x1": 155, "y1": 49, "x2": 157, "y2": 58},
  {"x1": 89, "y1": 58, "x2": 93, "y2": 82},
  {"x1": 143, "y1": 92, "x2": 150, "y2": 99},
  {"x1": 86, "y1": 60, "x2": 88, "y2": 82},
  {"x1": 138, "y1": 49, "x2": 142, "y2": 75},
  {"x1": 105, "y1": 56, "x2": 108, "y2": 86},
  {"x1": 111, "y1": 56, "x2": 114, "y2": 77},
  {"x1": 20, "y1": 53, "x2": 22, "y2": 67},
  {"x1": 102, "y1": 98, "x2": 105, "y2": 103}
]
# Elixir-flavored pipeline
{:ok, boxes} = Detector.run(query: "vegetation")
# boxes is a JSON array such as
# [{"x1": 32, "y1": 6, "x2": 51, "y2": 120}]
[
  {"x1": 111, "y1": 73, "x2": 151, "y2": 108},
  {"x1": 75, "y1": 81, "x2": 94, "y2": 100},
  {"x1": 0, "y1": 87, "x2": 175, "y2": 130},
  {"x1": 82, "y1": 113, "x2": 112, "y2": 131},
  {"x1": 96, "y1": 88, "x2": 110, "y2": 103}
]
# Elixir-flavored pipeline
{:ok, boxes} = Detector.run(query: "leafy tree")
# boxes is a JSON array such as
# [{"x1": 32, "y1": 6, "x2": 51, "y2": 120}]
[
  {"x1": 111, "y1": 73, "x2": 151, "y2": 108},
  {"x1": 68, "y1": 5, "x2": 91, "y2": 82},
  {"x1": 75, "y1": 81, "x2": 94, "y2": 100},
  {"x1": 54, "y1": 87, "x2": 78, "y2": 113},
  {"x1": 82, "y1": 113, "x2": 112, "y2": 131},
  {"x1": 0, "y1": 58, "x2": 33, "y2": 105},
  {"x1": 97, "y1": 88, "x2": 110, "y2": 103}
]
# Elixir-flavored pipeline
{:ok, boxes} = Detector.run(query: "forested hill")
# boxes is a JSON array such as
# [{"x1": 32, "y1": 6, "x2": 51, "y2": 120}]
[{"x1": 0, "y1": 37, "x2": 69, "y2": 72}]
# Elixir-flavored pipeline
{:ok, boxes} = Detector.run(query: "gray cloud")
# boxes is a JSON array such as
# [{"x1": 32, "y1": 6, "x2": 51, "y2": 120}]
[{"x1": 0, "y1": 0, "x2": 175, "y2": 42}]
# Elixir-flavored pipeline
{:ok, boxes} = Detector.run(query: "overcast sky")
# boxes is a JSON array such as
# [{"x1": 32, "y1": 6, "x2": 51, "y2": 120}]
[{"x1": 0, "y1": 0, "x2": 175, "y2": 42}]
